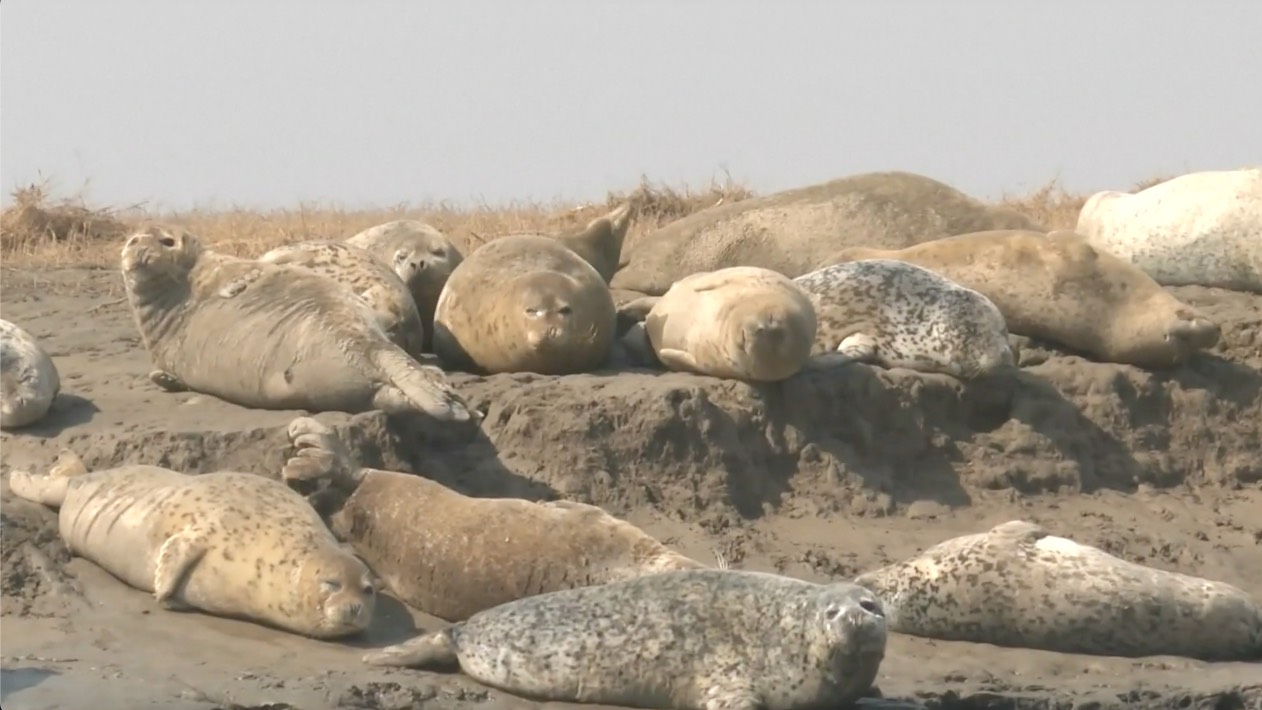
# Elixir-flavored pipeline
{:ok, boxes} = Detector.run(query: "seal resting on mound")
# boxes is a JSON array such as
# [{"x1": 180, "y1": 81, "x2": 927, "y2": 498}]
[
  {"x1": 259, "y1": 240, "x2": 427, "y2": 357},
  {"x1": 621, "y1": 266, "x2": 816, "y2": 382},
  {"x1": 793, "y1": 259, "x2": 1014, "y2": 379},
  {"x1": 7, "y1": 452, "x2": 377, "y2": 639},
  {"x1": 823, "y1": 229, "x2": 1221, "y2": 368},
  {"x1": 282, "y1": 417, "x2": 707, "y2": 621},
  {"x1": 1, "y1": 318, "x2": 61, "y2": 430},
  {"x1": 1075, "y1": 167, "x2": 1262, "y2": 293},
  {"x1": 854, "y1": 520, "x2": 1262, "y2": 661},
  {"x1": 432, "y1": 234, "x2": 617, "y2": 375},
  {"x1": 120, "y1": 224, "x2": 470, "y2": 421},
  {"x1": 363, "y1": 569, "x2": 887, "y2": 710},
  {"x1": 345, "y1": 219, "x2": 464, "y2": 350},
  {"x1": 611, "y1": 170, "x2": 1042, "y2": 296}
]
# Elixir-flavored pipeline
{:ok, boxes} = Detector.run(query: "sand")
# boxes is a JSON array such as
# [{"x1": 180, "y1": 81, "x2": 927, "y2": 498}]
[{"x1": 1, "y1": 265, "x2": 1260, "y2": 710}]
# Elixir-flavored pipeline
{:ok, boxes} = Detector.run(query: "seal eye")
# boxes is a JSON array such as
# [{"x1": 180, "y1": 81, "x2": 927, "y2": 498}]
[
  {"x1": 320, "y1": 580, "x2": 343, "y2": 593},
  {"x1": 825, "y1": 605, "x2": 844, "y2": 621},
  {"x1": 159, "y1": 237, "x2": 176, "y2": 247},
  {"x1": 557, "y1": 305, "x2": 573, "y2": 316},
  {"x1": 362, "y1": 584, "x2": 375, "y2": 595}
]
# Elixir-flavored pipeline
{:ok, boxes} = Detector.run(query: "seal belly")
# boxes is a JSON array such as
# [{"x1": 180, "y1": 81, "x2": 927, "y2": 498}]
[{"x1": 59, "y1": 470, "x2": 179, "y2": 592}]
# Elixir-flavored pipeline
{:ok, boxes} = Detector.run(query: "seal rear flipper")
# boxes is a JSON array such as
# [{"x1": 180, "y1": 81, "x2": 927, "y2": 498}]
[
  {"x1": 7, "y1": 469, "x2": 72, "y2": 508},
  {"x1": 153, "y1": 528, "x2": 210, "y2": 610},
  {"x1": 283, "y1": 417, "x2": 364, "y2": 492},
  {"x1": 361, "y1": 628, "x2": 460, "y2": 669},
  {"x1": 370, "y1": 347, "x2": 474, "y2": 423}
]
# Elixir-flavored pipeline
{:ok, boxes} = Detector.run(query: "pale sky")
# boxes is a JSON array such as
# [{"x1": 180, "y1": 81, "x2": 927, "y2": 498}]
[{"x1": 2, "y1": 1, "x2": 1259, "y2": 211}]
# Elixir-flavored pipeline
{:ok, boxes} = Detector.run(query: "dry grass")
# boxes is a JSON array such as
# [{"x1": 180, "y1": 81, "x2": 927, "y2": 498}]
[{"x1": 0, "y1": 172, "x2": 1166, "y2": 270}]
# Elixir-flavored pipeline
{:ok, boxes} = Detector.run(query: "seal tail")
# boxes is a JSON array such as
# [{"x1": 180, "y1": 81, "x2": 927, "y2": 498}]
[
  {"x1": 362, "y1": 628, "x2": 461, "y2": 669},
  {"x1": 8, "y1": 451, "x2": 88, "y2": 508},
  {"x1": 369, "y1": 346, "x2": 476, "y2": 423}
]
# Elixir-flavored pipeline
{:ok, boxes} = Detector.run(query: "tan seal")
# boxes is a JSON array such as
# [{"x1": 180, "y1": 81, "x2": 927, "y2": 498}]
[
  {"x1": 8, "y1": 452, "x2": 377, "y2": 639},
  {"x1": 1, "y1": 318, "x2": 61, "y2": 430},
  {"x1": 621, "y1": 266, "x2": 816, "y2": 382},
  {"x1": 259, "y1": 240, "x2": 426, "y2": 356},
  {"x1": 282, "y1": 416, "x2": 706, "y2": 621},
  {"x1": 854, "y1": 520, "x2": 1262, "y2": 661},
  {"x1": 1076, "y1": 168, "x2": 1262, "y2": 293},
  {"x1": 345, "y1": 220, "x2": 464, "y2": 350},
  {"x1": 362, "y1": 569, "x2": 888, "y2": 710},
  {"x1": 120, "y1": 224, "x2": 471, "y2": 421},
  {"x1": 432, "y1": 234, "x2": 617, "y2": 375},
  {"x1": 824, "y1": 229, "x2": 1221, "y2": 368},
  {"x1": 793, "y1": 259, "x2": 1014, "y2": 379},
  {"x1": 611, "y1": 170, "x2": 1042, "y2": 296}
]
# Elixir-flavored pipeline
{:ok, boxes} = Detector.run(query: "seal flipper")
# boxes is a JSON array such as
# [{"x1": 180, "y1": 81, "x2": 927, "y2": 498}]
[
  {"x1": 657, "y1": 347, "x2": 702, "y2": 373},
  {"x1": 370, "y1": 346, "x2": 474, "y2": 423},
  {"x1": 362, "y1": 628, "x2": 461, "y2": 669},
  {"x1": 8, "y1": 451, "x2": 92, "y2": 507},
  {"x1": 283, "y1": 416, "x2": 364, "y2": 492},
  {"x1": 838, "y1": 333, "x2": 879, "y2": 363},
  {"x1": 617, "y1": 296, "x2": 661, "y2": 324},
  {"x1": 149, "y1": 369, "x2": 190, "y2": 393},
  {"x1": 701, "y1": 681, "x2": 762, "y2": 710},
  {"x1": 153, "y1": 528, "x2": 210, "y2": 610}
]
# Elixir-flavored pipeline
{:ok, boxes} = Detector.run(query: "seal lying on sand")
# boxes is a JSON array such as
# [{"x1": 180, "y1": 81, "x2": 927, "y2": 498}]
[
  {"x1": 282, "y1": 417, "x2": 706, "y2": 621},
  {"x1": 1, "y1": 318, "x2": 61, "y2": 430},
  {"x1": 1076, "y1": 167, "x2": 1262, "y2": 293},
  {"x1": 8, "y1": 452, "x2": 377, "y2": 639},
  {"x1": 823, "y1": 230, "x2": 1221, "y2": 368},
  {"x1": 621, "y1": 266, "x2": 816, "y2": 382},
  {"x1": 121, "y1": 224, "x2": 470, "y2": 421},
  {"x1": 433, "y1": 234, "x2": 617, "y2": 375},
  {"x1": 552, "y1": 202, "x2": 634, "y2": 283},
  {"x1": 345, "y1": 220, "x2": 464, "y2": 350},
  {"x1": 793, "y1": 259, "x2": 1014, "y2": 379},
  {"x1": 855, "y1": 520, "x2": 1262, "y2": 661},
  {"x1": 363, "y1": 569, "x2": 888, "y2": 710},
  {"x1": 611, "y1": 170, "x2": 1042, "y2": 296},
  {"x1": 259, "y1": 240, "x2": 427, "y2": 357}
]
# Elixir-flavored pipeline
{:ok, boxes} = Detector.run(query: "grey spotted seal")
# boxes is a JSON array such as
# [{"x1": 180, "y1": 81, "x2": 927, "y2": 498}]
[
  {"x1": 282, "y1": 416, "x2": 706, "y2": 621},
  {"x1": 793, "y1": 259, "x2": 1014, "y2": 379},
  {"x1": 7, "y1": 451, "x2": 377, "y2": 639},
  {"x1": 120, "y1": 224, "x2": 470, "y2": 421},
  {"x1": 432, "y1": 234, "x2": 617, "y2": 375},
  {"x1": 611, "y1": 170, "x2": 1042, "y2": 296},
  {"x1": 259, "y1": 240, "x2": 427, "y2": 356},
  {"x1": 1, "y1": 318, "x2": 61, "y2": 429},
  {"x1": 1076, "y1": 167, "x2": 1262, "y2": 293},
  {"x1": 345, "y1": 220, "x2": 464, "y2": 350},
  {"x1": 854, "y1": 520, "x2": 1262, "y2": 661},
  {"x1": 363, "y1": 569, "x2": 887, "y2": 710},
  {"x1": 621, "y1": 266, "x2": 816, "y2": 382},
  {"x1": 823, "y1": 229, "x2": 1221, "y2": 368}
]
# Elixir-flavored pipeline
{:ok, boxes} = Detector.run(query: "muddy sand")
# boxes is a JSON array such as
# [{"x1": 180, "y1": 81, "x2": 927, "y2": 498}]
[{"x1": 1, "y1": 265, "x2": 1260, "y2": 710}]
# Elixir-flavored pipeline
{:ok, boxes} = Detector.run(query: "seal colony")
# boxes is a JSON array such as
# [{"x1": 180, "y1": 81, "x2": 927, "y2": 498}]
[
  {"x1": 363, "y1": 569, "x2": 889, "y2": 710},
  {"x1": 8, "y1": 451, "x2": 377, "y2": 639},
  {"x1": 0, "y1": 318, "x2": 61, "y2": 430},
  {"x1": 854, "y1": 520, "x2": 1262, "y2": 661}
]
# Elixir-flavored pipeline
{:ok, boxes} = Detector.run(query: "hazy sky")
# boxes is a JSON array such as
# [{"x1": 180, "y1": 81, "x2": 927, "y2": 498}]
[{"x1": 2, "y1": 1, "x2": 1259, "y2": 211}]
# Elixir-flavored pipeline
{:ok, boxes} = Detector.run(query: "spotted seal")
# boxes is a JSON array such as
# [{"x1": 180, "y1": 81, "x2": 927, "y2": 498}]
[
  {"x1": 1, "y1": 318, "x2": 61, "y2": 429},
  {"x1": 621, "y1": 266, "x2": 816, "y2": 382},
  {"x1": 363, "y1": 569, "x2": 887, "y2": 710},
  {"x1": 854, "y1": 520, "x2": 1262, "y2": 661},
  {"x1": 7, "y1": 451, "x2": 377, "y2": 639},
  {"x1": 611, "y1": 170, "x2": 1042, "y2": 296},
  {"x1": 1075, "y1": 167, "x2": 1262, "y2": 293},
  {"x1": 793, "y1": 259, "x2": 1014, "y2": 379},
  {"x1": 432, "y1": 234, "x2": 616, "y2": 375},
  {"x1": 282, "y1": 416, "x2": 706, "y2": 621},
  {"x1": 120, "y1": 224, "x2": 470, "y2": 421},
  {"x1": 259, "y1": 240, "x2": 426, "y2": 356},
  {"x1": 823, "y1": 229, "x2": 1221, "y2": 368},
  {"x1": 345, "y1": 220, "x2": 464, "y2": 350}
]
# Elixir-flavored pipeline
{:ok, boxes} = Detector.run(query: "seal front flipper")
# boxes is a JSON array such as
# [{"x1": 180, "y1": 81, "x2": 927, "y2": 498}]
[
  {"x1": 149, "y1": 369, "x2": 190, "y2": 392},
  {"x1": 657, "y1": 347, "x2": 702, "y2": 373},
  {"x1": 362, "y1": 628, "x2": 460, "y2": 669},
  {"x1": 701, "y1": 681, "x2": 762, "y2": 710},
  {"x1": 153, "y1": 527, "x2": 210, "y2": 610},
  {"x1": 837, "y1": 333, "x2": 879, "y2": 363}
]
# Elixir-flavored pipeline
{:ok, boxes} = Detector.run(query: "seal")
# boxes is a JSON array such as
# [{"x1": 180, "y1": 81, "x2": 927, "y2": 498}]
[
  {"x1": 621, "y1": 266, "x2": 816, "y2": 382},
  {"x1": 793, "y1": 259, "x2": 1015, "y2": 379},
  {"x1": 1075, "y1": 167, "x2": 1262, "y2": 293},
  {"x1": 362, "y1": 568, "x2": 888, "y2": 710},
  {"x1": 823, "y1": 229, "x2": 1221, "y2": 368},
  {"x1": 345, "y1": 220, "x2": 464, "y2": 350},
  {"x1": 120, "y1": 224, "x2": 471, "y2": 421},
  {"x1": 854, "y1": 520, "x2": 1262, "y2": 661},
  {"x1": 1, "y1": 318, "x2": 61, "y2": 430},
  {"x1": 432, "y1": 234, "x2": 617, "y2": 375},
  {"x1": 7, "y1": 451, "x2": 377, "y2": 639},
  {"x1": 259, "y1": 240, "x2": 427, "y2": 357},
  {"x1": 553, "y1": 202, "x2": 634, "y2": 283},
  {"x1": 282, "y1": 416, "x2": 707, "y2": 621},
  {"x1": 611, "y1": 170, "x2": 1043, "y2": 296}
]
